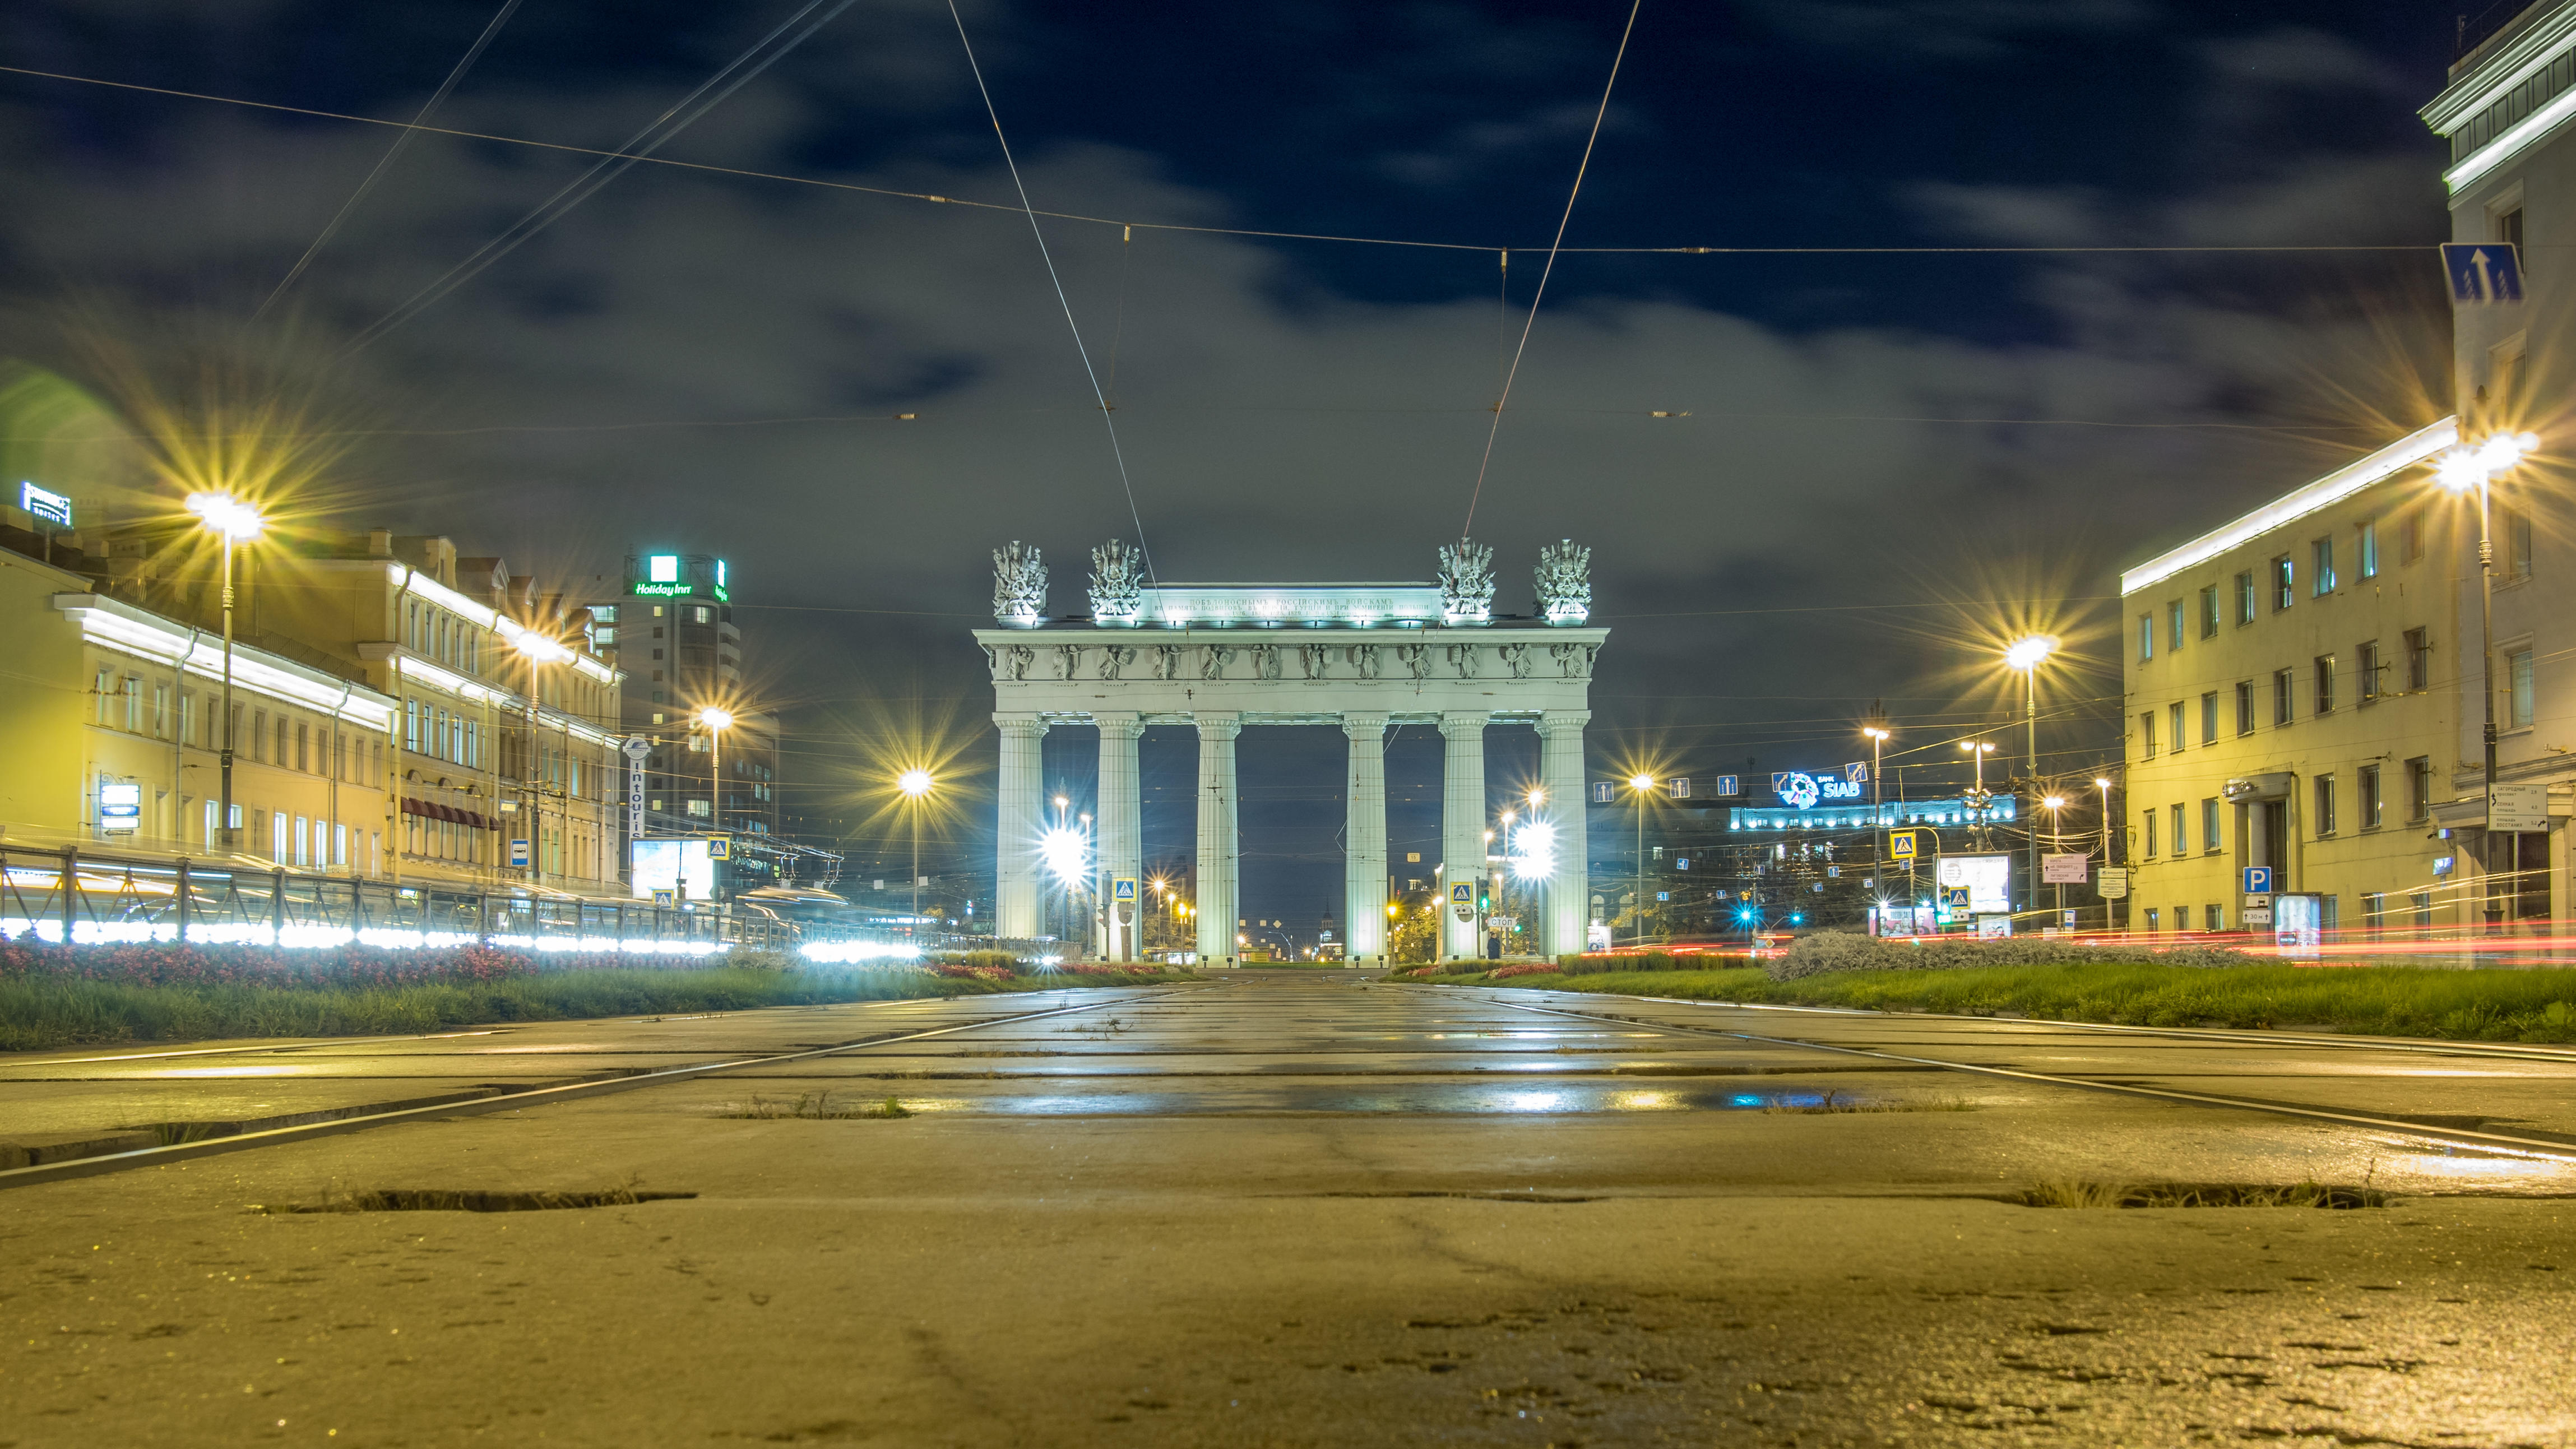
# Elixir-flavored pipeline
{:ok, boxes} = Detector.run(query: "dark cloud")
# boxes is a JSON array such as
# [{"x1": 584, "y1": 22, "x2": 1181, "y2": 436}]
[{"x1": 1744, "y1": 0, "x2": 2155, "y2": 61}]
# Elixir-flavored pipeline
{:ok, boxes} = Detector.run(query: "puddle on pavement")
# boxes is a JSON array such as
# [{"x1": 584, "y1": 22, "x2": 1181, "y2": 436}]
[{"x1": 877, "y1": 1084, "x2": 1925, "y2": 1115}]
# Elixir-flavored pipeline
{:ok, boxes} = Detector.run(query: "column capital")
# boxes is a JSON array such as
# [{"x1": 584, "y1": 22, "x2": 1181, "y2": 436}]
[
  {"x1": 1437, "y1": 710, "x2": 1492, "y2": 735},
  {"x1": 1193, "y1": 710, "x2": 1243, "y2": 740},
  {"x1": 1095, "y1": 710, "x2": 1144, "y2": 740},
  {"x1": 1340, "y1": 710, "x2": 1389, "y2": 738},
  {"x1": 1536, "y1": 709, "x2": 1592, "y2": 736},
  {"x1": 992, "y1": 712, "x2": 1049, "y2": 738}
]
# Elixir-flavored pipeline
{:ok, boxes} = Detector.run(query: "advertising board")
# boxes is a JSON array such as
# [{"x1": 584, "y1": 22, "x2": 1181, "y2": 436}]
[{"x1": 631, "y1": 838, "x2": 717, "y2": 901}]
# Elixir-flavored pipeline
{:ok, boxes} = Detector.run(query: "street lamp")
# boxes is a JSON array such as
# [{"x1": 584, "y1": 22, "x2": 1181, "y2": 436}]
[
  {"x1": 1862, "y1": 724, "x2": 1891, "y2": 913},
  {"x1": 187, "y1": 492, "x2": 265, "y2": 851},
  {"x1": 898, "y1": 767, "x2": 934, "y2": 925},
  {"x1": 697, "y1": 707, "x2": 734, "y2": 855},
  {"x1": 2003, "y1": 636, "x2": 2056, "y2": 915},
  {"x1": 1626, "y1": 773, "x2": 1656, "y2": 948},
  {"x1": 2439, "y1": 430, "x2": 2540, "y2": 932},
  {"x1": 2041, "y1": 793, "x2": 2068, "y2": 923},
  {"x1": 513, "y1": 631, "x2": 574, "y2": 885}
]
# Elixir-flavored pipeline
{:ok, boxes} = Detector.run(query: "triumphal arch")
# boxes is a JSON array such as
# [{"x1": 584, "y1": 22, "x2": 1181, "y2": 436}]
[{"x1": 974, "y1": 539, "x2": 1603, "y2": 966}]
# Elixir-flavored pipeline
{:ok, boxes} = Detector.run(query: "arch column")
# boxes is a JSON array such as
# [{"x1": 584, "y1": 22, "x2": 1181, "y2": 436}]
[
  {"x1": 1440, "y1": 711, "x2": 1490, "y2": 961},
  {"x1": 1342, "y1": 712, "x2": 1389, "y2": 963},
  {"x1": 1538, "y1": 709, "x2": 1592, "y2": 956},
  {"x1": 1095, "y1": 712, "x2": 1142, "y2": 960},
  {"x1": 1194, "y1": 712, "x2": 1241, "y2": 967},
  {"x1": 993, "y1": 713, "x2": 1048, "y2": 940}
]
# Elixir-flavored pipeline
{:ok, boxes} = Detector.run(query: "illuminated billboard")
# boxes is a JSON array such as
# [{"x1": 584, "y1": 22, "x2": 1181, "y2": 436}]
[
  {"x1": 629, "y1": 554, "x2": 731, "y2": 602},
  {"x1": 1935, "y1": 854, "x2": 2012, "y2": 914},
  {"x1": 631, "y1": 838, "x2": 717, "y2": 901}
]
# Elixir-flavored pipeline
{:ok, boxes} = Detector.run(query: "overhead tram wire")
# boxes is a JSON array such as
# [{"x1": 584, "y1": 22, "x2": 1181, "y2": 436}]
[
  {"x1": 944, "y1": 0, "x2": 1154, "y2": 583},
  {"x1": 340, "y1": 0, "x2": 861, "y2": 353},
  {"x1": 1461, "y1": 0, "x2": 1642, "y2": 538},
  {"x1": 0, "y1": 63, "x2": 2449, "y2": 262},
  {"x1": 254, "y1": 0, "x2": 523, "y2": 320}
]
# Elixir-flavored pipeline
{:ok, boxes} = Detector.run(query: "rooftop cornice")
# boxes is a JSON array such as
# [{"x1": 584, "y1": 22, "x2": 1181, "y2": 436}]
[
  {"x1": 2425, "y1": 0, "x2": 2576, "y2": 192},
  {"x1": 2118, "y1": 417, "x2": 2458, "y2": 597}
]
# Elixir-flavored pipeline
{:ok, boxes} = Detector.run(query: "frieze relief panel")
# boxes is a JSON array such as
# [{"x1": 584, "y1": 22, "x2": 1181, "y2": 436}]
[{"x1": 981, "y1": 635, "x2": 1595, "y2": 686}]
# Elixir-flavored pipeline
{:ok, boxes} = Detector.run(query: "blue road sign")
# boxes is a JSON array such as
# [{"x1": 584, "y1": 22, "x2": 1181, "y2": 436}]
[
  {"x1": 2243, "y1": 865, "x2": 2273, "y2": 895},
  {"x1": 509, "y1": 839, "x2": 530, "y2": 868},
  {"x1": 1715, "y1": 774, "x2": 1739, "y2": 796},
  {"x1": 1450, "y1": 882, "x2": 1474, "y2": 906},
  {"x1": 2443, "y1": 243, "x2": 2523, "y2": 304}
]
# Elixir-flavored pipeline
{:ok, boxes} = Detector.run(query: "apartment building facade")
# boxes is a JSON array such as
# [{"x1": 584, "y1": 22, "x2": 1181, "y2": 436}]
[
  {"x1": 2424, "y1": 0, "x2": 2576, "y2": 925},
  {"x1": 3, "y1": 546, "x2": 400, "y2": 870},
  {"x1": 2119, "y1": 422, "x2": 2479, "y2": 934}
]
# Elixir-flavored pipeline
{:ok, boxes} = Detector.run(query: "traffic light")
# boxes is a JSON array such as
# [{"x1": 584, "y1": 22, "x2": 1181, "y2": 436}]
[{"x1": 1476, "y1": 892, "x2": 1490, "y2": 911}]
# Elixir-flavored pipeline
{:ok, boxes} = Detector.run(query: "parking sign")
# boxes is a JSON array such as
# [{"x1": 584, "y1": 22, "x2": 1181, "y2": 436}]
[{"x1": 2242, "y1": 865, "x2": 2272, "y2": 895}]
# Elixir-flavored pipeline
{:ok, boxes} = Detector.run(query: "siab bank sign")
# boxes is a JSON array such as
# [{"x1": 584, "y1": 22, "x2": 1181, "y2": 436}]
[{"x1": 1771, "y1": 766, "x2": 1867, "y2": 810}]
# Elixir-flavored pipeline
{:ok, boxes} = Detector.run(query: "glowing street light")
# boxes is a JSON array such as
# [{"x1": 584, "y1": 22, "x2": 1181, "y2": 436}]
[
  {"x1": 1624, "y1": 774, "x2": 1658, "y2": 948},
  {"x1": 2003, "y1": 636, "x2": 2058, "y2": 915},
  {"x1": 697, "y1": 706, "x2": 735, "y2": 844},
  {"x1": 2438, "y1": 430, "x2": 2541, "y2": 930},
  {"x1": 513, "y1": 628, "x2": 578, "y2": 886},
  {"x1": 897, "y1": 768, "x2": 935, "y2": 923},
  {"x1": 187, "y1": 492, "x2": 266, "y2": 851}
]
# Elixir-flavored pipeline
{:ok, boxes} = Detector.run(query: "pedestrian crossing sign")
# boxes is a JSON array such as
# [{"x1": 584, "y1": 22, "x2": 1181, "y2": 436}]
[
  {"x1": 1114, "y1": 878, "x2": 1138, "y2": 902},
  {"x1": 1888, "y1": 830, "x2": 1919, "y2": 860},
  {"x1": 1450, "y1": 882, "x2": 1474, "y2": 906},
  {"x1": 1939, "y1": 884, "x2": 1971, "y2": 910}
]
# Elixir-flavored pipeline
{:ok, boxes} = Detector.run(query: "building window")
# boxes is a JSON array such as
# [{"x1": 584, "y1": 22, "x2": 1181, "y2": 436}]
[
  {"x1": 2313, "y1": 655, "x2": 2336, "y2": 715},
  {"x1": 2314, "y1": 774, "x2": 2337, "y2": 836},
  {"x1": 2144, "y1": 907, "x2": 2161, "y2": 932},
  {"x1": 2202, "y1": 797, "x2": 2220, "y2": 853},
  {"x1": 253, "y1": 710, "x2": 268, "y2": 762},
  {"x1": 2169, "y1": 701, "x2": 2186, "y2": 751},
  {"x1": 2359, "y1": 640, "x2": 2381, "y2": 702},
  {"x1": 2138, "y1": 614, "x2": 2154, "y2": 663},
  {"x1": 2404, "y1": 628, "x2": 2431, "y2": 691},
  {"x1": 2235, "y1": 680, "x2": 2254, "y2": 736},
  {"x1": 296, "y1": 722, "x2": 309, "y2": 773},
  {"x1": 2167, "y1": 599, "x2": 2186, "y2": 652},
  {"x1": 2204, "y1": 904, "x2": 2226, "y2": 932},
  {"x1": 2273, "y1": 668, "x2": 2294, "y2": 726},
  {"x1": 2410, "y1": 890, "x2": 2433, "y2": 928},
  {"x1": 2172, "y1": 905, "x2": 2192, "y2": 934},
  {"x1": 2272, "y1": 555, "x2": 2294, "y2": 610},
  {"x1": 2139, "y1": 711, "x2": 2157, "y2": 758},
  {"x1": 2364, "y1": 892, "x2": 2385, "y2": 929},
  {"x1": 2509, "y1": 507, "x2": 2533, "y2": 578},
  {"x1": 2170, "y1": 803, "x2": 2186, "y2": 857},
  {"x1": 2235, "y1": 570, "x2": 2256, "y2": 626},
  {"x1": 2143, "y1": 808, "x2": 2158, "y2": 859},
  {"x1": 2311, "y1": 538, "x2": 2335, "y2": 595},
  {"x1": 2509, "y1": 647, "x2": 2535, "y2": 728},
  {"x1": 276, "y1": 716, "x2": 290, "y2": 765},
  {"x1": 2199, "y1": 585, "x2": 2220, "y2": 639},
  {"x1": 2359, "y1": 763, "x2": 2382, "y2": 829},
  {"x1": 2358, "y1": 520, "x2": 2378, "y2": 579},
  {"x1": 2407, "y1": 756, "x2": 2432, "y2": 822},
  {"x1": 2200, "y1": 692, "x2": 2218, "y2": 745},
  {"x1": 2401, "y1": 507, "x2": 2424, "y2": 564}
]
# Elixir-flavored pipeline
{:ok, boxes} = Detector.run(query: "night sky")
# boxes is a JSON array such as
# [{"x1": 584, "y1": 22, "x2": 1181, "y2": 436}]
[{"x1": 0, "y1": 1, "x2": 2471, "y2": 937}]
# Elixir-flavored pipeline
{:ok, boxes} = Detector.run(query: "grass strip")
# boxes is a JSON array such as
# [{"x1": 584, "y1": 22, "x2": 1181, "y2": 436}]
[
  {"x1": 1443, "y1": 962, "x2": 2576, "y2": 1043},
  {"x1": 0, "y1": 966, "x2": 1193, "y2": 1053}
]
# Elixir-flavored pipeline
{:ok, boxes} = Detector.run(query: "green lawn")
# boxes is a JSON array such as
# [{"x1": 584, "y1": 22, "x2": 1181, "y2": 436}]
[
  {"x1": 1444, "y1": 963, "x2": 2576, "y2": 1043},
  {"x1": 0, "y1": 966, "x2": 1194, "y2": 1053}
]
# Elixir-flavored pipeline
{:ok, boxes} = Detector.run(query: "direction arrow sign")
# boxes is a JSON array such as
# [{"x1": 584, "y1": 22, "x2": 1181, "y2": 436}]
[{"x1": 2443, "y1": 242, "x2": 2524, "y2": 304}]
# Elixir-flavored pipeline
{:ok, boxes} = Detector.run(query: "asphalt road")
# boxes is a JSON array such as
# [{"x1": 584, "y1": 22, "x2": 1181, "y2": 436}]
[{"x1": 4, "y1": 971, "x2": 2574, "y2": 1446}]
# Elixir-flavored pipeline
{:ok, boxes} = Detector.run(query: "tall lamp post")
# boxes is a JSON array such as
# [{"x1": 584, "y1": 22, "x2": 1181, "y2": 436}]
[
  {"x1": 2094, "y1": 776, "x2": 2114, "y2": 930},
  {"x1": 514, "y1": 631, "x2": 573, "y2": 886},
  {"x1": 697, "y1": 707, "x2": 734, "y2": 901},
  {"x1": 186, "y1": 493, "x2": 265, "y2": 851},
  {"x1": 2041, "y1": 793, "x2": 2067, "y2": 924},
  {"x1": 2003, "y1": 636, "x2": 2056, "y2": 915},
  {"x1": 1862, "y1": 724, "x2": 1891, "y2": 915},
  {"x1": 898, "y1": 768, "x2": 934, "y2": 927},
  {"x1": 2439, "y1": 431, "x2": 2538, "y2": 932},
  {"x1": 1625, "y1": 774, "x2": 1656, "y2": 947}
]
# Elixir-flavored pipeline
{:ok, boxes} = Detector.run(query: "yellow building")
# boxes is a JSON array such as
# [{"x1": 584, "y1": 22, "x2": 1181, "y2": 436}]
[
  {"x1": 2, "y1": 545, "x2": 400, "y2": 869},
  {"x1": 2119, "y1": 419, "x2": 2493, "y2": 936}
]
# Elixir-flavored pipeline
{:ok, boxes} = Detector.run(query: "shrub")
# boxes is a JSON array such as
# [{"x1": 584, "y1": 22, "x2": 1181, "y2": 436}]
[{"x1": 1768, "y1": 930, "x2": 2258, "y2": 981}]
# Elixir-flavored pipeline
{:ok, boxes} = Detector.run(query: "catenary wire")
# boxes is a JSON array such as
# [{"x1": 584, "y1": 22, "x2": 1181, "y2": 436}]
[
  {"x1": 0, "y1": 62, "x2": 2460, "y2": 260},
  {"x1": 341, "y1": 0, "x2": 860, "y2": 351},
  {"x1": 944, "y1": 0, "x2": 1156, "y2": 584},
  {"x1": 1462, "y1": 0, "x2": 1642, "y2": 538},
  {"x1": 254, "y1": 0, "x2": 523, "y2": 320}
]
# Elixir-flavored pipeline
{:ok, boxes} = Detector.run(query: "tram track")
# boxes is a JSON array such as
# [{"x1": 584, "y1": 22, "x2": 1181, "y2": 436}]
[
  {"x1": 1477, "y1": 991, "x2": 2576, "y2": 1164},
  {"x1": 0, "y1": 989, "x2": 1185, "y2": 1191}
]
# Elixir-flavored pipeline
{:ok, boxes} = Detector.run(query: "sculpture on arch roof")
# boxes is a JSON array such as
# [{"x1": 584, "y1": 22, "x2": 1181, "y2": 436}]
[
  {"x1": 1437, "y1": 538, "x2": 1494, "y2": 624},
  {"x1": 1535, "y1": 539, "x2": 1591, "y2": 625},
  {"x1": 993, "y1": 541, "x2": 1046, "y2": 627},
  {"x1": 1088, "y1": 539, "x2": 1145, "y2": 625}
]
